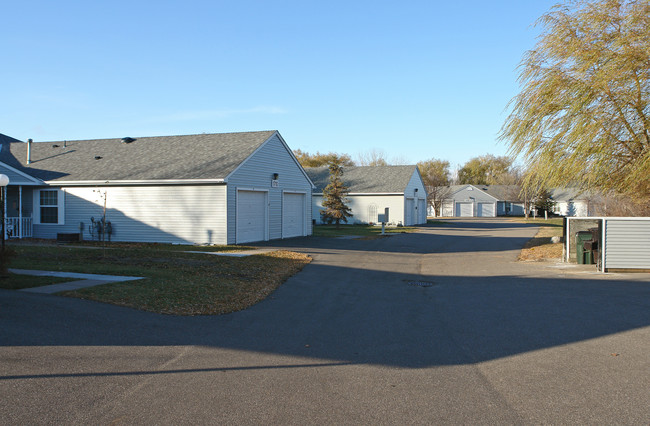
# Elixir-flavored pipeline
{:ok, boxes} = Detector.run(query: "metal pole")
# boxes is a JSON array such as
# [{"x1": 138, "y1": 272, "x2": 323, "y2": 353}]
[
  {"x1": 601, "y1": 219, "x2": 607, "y2": 273},
  {"x1": 565, "y1": 217, "x2": 570, "y2": 263}
]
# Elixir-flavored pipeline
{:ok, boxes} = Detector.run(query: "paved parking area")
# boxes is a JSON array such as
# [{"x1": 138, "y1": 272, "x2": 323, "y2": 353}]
[{"x1": 1, "y1": 219, "x2": 648, "y2": 424}]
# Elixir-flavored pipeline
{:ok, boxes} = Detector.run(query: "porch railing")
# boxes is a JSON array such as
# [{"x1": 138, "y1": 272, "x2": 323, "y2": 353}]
[{"x1": 5, "y1": 216, "x2": 33, "y2": 238}]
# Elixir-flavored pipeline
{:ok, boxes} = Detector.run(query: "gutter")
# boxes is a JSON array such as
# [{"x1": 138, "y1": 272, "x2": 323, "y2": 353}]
[{"x1": 43, "y1": 178, "x2": 227, "y2": 186}]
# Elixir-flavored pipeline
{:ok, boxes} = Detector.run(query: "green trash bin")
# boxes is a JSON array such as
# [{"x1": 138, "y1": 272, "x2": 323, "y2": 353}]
[{"x1": 575, "y1": 231, "x2": 593, "y2": 264}]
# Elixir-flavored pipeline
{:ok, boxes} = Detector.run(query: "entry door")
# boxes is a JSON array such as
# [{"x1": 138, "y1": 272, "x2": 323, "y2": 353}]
[
  {"x1": 283, "y1": 193, "x2": 305, "y2": 238},
  {"x1": 418, "y1": 199, "x2": 426, "y2": 223},
  {"x1": 237, "y1": 190, "x2": 267, "y2": 243},
  {"x1": 405, "y1": 198, "x2": 415, "y2": 225}
]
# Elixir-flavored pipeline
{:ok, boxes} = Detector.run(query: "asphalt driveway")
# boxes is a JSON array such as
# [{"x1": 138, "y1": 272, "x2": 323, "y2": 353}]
[{"x1": 1, "y1": 218, "x2": 649, "y2": 424}]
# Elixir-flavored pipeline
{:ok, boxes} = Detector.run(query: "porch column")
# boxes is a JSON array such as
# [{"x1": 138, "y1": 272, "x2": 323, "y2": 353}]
[
  {"x1": 2, "y1": 187, "x2": 6, "y2": 241},
  {"x1": 19, "y1": 185, "x2": 23, "y2": 239}
]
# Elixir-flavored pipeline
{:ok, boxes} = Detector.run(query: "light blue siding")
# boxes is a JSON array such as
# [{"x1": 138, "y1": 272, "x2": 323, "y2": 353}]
[
  {"x1": 0, "y1": 164, "x2": 40, "y2": 185},
  {"x1": 451, "y1": 186, "x2": 497, "y2": 204},
  {"x1": 33, "y1": 185, "x2": 228, "y2": 244},
  {"x1": 446, "y1": 186, "x2": 499, "y2": 217},
  {"x1": 227, "y1": 133, "x2": 312, "y2": 244}
]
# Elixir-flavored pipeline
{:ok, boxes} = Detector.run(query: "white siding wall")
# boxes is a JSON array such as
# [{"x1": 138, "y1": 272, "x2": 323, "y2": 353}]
[
  {"x1": 404, "y1": 170, "x2": 427, "y2": 224},
  {"x1": 556, "y1": 200, "x2": 589, "y2": 217},
  {"x1": 33, "y1": 185, "x2": 227, "y2": 244},
  {"x1": 441, "y1": 201, "x2": 454, "y2": 217},
  {"x1": 604, "y1": 219, "x2": 650, "y2": 270},
  {"x1": 227, "y1": 134, "x2": 312, "y2": 243},
  {"x1": 312, "y1": 194, "x2": 406, "y2": 225}
]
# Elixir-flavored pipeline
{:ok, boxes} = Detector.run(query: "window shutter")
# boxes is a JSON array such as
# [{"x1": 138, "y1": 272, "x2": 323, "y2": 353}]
[
  {"x1": 57, "y1": 189, "x2": 65, "y2": 225},
  {"x1": 32, "y1": 190, "x2": 41, "y2": 224}
]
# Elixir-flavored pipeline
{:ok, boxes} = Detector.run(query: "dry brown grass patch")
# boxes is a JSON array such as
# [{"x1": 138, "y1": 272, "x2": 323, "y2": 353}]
[{"x1": 518, "y1": 223, "x2": 563, "y2": 262}]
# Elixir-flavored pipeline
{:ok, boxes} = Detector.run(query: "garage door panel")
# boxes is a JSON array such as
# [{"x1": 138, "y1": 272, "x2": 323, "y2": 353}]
[
  {"x1": 283, "y1": 193, "x2": 305, "y2": 238},
  {"x1": 456, "y1": 202, "x2": 473, "y2": 217},
  {"x1": 237, "y1": 191, "x2": 267, "y2": 243},
  {"x1": 477, "y1": 202, "x2": 495, "y2": 217}
]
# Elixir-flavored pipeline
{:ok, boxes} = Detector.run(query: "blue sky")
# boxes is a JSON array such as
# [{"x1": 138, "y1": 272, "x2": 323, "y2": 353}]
[{"x1": 1, "y1": 0, "x2": 557, "y2": 169}]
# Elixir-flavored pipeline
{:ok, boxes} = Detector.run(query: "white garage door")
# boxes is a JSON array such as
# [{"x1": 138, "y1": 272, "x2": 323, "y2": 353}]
[
  {"x1": 456, "y1": 202, "x2": 473, "y2": 217},
  {"x1": 442, "y1": 202, "x2": 454, "y2": 217},
  {"x1": 283, "y1": 193, "x2": 305, "y2": 238},
  {"x1": 237, "y1": 190, "x2": 267, "y2": 243},
  {"x1": 405, "y1": 198, "x2": 415, "y2": 225},
  {"x1": 477, "y1": 202, "x2": 495, "y2": 217}
]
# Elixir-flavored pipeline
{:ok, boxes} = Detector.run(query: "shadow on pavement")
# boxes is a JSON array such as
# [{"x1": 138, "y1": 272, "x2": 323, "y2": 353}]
[{"x1": 2, "y1": 266, "x2": 648, "y2": 372}]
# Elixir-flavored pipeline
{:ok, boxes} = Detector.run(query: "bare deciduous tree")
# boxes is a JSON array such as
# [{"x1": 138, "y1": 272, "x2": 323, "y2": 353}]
[
  {"x1": 417, "y1": 158, "x2": 452, "y2": 217},
  {"x1": 356, "y1": 148, "x2": 389, "y2": 166},
  {"x1": 293, "y1": 149, "x2": 354, "y2": 168}
]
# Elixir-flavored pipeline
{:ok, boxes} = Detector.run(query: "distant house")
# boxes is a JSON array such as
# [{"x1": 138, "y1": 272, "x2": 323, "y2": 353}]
[
  {"x1": 306, "y1": 165, "x2": 427, "y2": 226},
  {"x1": 550, "y1": 188, "x2": 594, "y2": 217},
  {"x1": 0, "y1": 131, "x2": 313, "y2": 244},
  {"x1": 437, "y1": 184, "x2": 526, "y2": 217}
]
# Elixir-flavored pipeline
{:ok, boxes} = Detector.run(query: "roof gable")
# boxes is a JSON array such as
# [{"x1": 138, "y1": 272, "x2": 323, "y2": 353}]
[
  {"x1": 306, "y1": 165, "x2": 418, "y2": 193},
  {"x1": 550, "y1": 187, "x2": 590, "y2": 201},
  {"x1": 0, "y1": 131, "x2": 277, "y2": 182},
  {"x1": 447, "y1": 184, "x2": 522, "y2": 202}
]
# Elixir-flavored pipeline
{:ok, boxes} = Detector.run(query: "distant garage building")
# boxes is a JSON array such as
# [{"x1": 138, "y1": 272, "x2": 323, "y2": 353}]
[
  {"x1": 306, "y1": 165, "x2": 427, "y2": 226},
  {"x1": 439, "y1": 185, "x2": 527, "y2": 217}
]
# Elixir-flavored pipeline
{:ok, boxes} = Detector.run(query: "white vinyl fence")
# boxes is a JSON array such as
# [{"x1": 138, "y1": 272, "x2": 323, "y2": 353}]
[{"x1": 565, "y1": 217, "x2": 650, "y2": 273}]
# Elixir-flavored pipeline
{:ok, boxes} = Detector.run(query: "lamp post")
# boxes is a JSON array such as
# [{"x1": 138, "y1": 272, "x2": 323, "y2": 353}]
[{"x1": 0, "y1": 174, "x2": 9, "y2": 252}]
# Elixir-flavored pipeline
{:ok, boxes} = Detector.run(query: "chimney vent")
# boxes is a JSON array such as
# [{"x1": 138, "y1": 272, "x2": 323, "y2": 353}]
[
  {"x1": 121, "y1": 137, "x2": 136, "y2": 144},
  {"x1": 27, "y1": 139, "x2": 33, "y2": 164}
]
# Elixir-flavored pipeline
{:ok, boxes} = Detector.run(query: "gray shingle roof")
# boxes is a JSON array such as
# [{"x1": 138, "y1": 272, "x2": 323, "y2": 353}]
[
  {"x1": 0, "y1": 131, "x2": 277, "y2": 182},
  {"x1": 447, "y1": 184, "x2": 523, "y2": 201},
  {"x1": 550, "y1": 187, "x2": 590, "y2": 201},
  {"x1": 305, "y1": 165, "x2": 418, "y2": 193}
]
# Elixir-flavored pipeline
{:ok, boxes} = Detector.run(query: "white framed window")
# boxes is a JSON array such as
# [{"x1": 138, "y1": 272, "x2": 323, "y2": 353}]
[{"x1": 33, "y1": 189, "x2": 65, "y2": 225}]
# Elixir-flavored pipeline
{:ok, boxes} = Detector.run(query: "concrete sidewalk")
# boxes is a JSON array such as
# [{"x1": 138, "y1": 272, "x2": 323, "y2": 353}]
[
  {"x1": 186, "y1": 248, "x2": 278, "y2": 257},
  {"x1": 10, "y1": 269, "x2": 144, "y2": 294}
]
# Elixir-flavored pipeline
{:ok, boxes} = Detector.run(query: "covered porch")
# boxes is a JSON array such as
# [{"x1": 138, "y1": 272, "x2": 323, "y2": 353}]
[{"x1": 3, "y1": 185, "x2": 34, "y2": 239}]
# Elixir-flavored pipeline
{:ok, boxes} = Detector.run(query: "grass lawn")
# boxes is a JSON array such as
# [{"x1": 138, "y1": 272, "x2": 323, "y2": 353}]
[
  {"x1": 7, "y1": 243, "x2": 311, "y2": 315},
  {"x1": 0, "y1": 273, "x2": 73, "y2": 290},
  {"x1": 312, "y1": 224, "x2": 417, "y2": 238},
  {"x1": 512, "y1": 217, "x2": 564, "y2": 261},
  {"x1": 25, "y1": 239, "x2": 257, "y2": 253}
]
